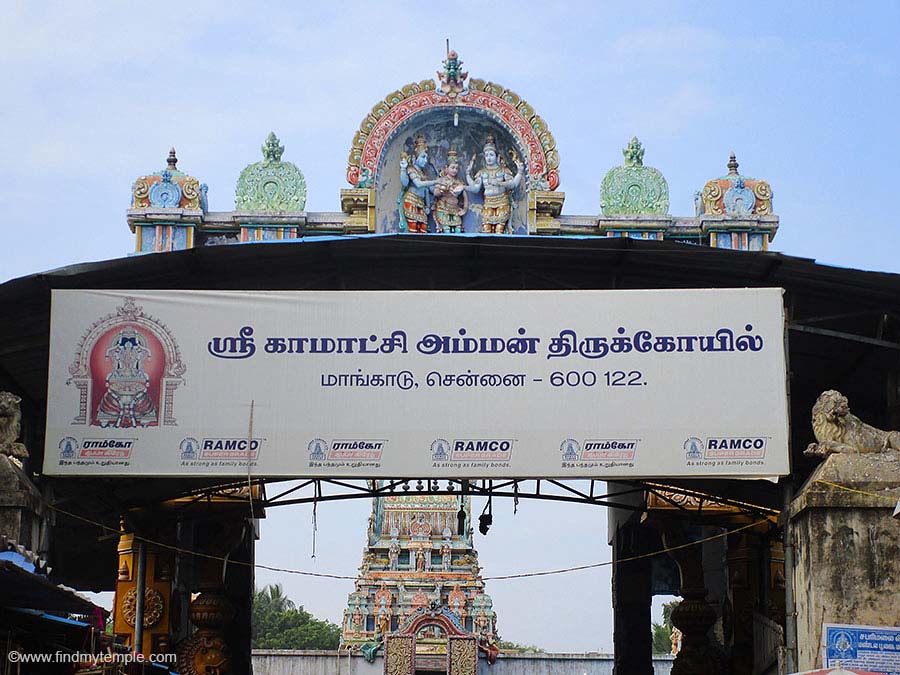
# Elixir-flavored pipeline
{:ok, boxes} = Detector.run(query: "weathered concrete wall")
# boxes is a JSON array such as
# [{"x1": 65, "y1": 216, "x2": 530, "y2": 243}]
[
  {"x1": 251, "y1": 651, "x2": 675, "y2": 675},
  {"x1": 788, "y1": 451, "x2": 900, "y2": 670}
]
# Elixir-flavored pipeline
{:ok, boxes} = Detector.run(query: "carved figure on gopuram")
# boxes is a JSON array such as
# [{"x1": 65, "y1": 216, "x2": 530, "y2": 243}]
[
  {"x1": 409, "y1": 512, "x2": 432, "y2": 538},
  {"x1": 388, "y1": 536, "x2": 400, "y2": 571},
  {"x1": 399, "y1": 135, "x2": 438, "y2": 233},
  {"x1": 448, "y1": 585, "x2": 466, "y2": 617},
  {"x1": 432, "y1": 149, "x2": 468, "y2": 233},
  {"x1": 440, "y1": 539, "x2": 452, "y2": 571},
  {"x1": 350, "y1": 603, "x2": 365, "y2": 633},
  {"x1": 465, "y1": 135, "x2": 524, "y2": 234}
]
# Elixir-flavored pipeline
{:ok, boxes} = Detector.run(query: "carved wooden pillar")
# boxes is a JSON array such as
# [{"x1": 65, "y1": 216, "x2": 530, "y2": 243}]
[
  {"x1": 661, "y1": 526, "x2": 724, "y2": 675},
  {"x1": 612, "y1": 522, "x2": 654, "y2": 675},
  {"x1": 176, "y1": 584, "x2": 234, "y2": 675},
  {"x1": 113, "y1": 530, "x2": 174, "y2": 656},
  {"x1": 174, "y1": 515, "x2": 251, "y2": 675},
  {"x1": 726, "y1": 532, "x2": 760, "y2": 675}
]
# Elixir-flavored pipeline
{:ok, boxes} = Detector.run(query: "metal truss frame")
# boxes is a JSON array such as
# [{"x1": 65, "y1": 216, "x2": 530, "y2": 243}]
[{"x1": 169, "y1": 476, "x2": 779, "y2": 519}]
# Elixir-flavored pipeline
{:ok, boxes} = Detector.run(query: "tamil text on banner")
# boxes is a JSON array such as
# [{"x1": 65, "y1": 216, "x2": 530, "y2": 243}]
[{"x1": 44, "y1": 289, "x2": 790, "y2": 478}]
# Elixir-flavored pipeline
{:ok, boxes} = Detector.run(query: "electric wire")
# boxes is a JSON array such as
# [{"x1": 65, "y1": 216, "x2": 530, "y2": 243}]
[{"x1": 42, "y1": 500, "x2": 774, "y2": 583}]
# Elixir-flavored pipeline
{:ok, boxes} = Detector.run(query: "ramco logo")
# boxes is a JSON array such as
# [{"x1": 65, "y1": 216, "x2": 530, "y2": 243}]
[
  {"x1": 200, "y1": 438, "x2": 262, "y2": 459},
  {"x1": 450, "y1": 439, "x2": 514, "y2": 461},
  {"x1": 582, "y1": 439, "x2": 639, "y2": 460},
  {"x1": 59, "y1": 437, "x2": 78, "y2": 459},
  {"x1": 560, "y1": 439, "x2": 580, "y2": 461},
  {"x1": 704, "y1": 437, "x2": 767, "y2": 459},
  {"x1": 308, "y1": 439, "x2": 328, "y2": 460},
  {"x1": 82, "y1": 439, "x2": 135, "y2": 450},
  {"x1": 328, "y1": 440, "x2": 386, "y2": 460},
  {"x1": 80, "y1": 438, "x2": 135, "y2": 458}
]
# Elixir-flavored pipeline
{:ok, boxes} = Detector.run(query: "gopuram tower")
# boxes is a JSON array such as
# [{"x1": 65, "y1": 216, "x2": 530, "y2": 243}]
[{"x1": 341, "y1": 490, "x2": 497, "y2": 652}]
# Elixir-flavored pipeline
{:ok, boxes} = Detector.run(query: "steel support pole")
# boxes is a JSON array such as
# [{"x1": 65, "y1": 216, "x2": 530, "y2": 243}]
[{"x1": 134, "y1": 540, "x2": 147, "y2": 654}]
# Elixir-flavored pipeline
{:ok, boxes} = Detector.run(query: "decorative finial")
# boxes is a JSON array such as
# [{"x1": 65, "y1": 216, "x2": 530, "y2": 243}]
[
  {"x1": 623, "y1": 137, "x2": 645, "y2": 167},
  {"x1": 262, "y1": 132, "x2": 285, "y2": 162},
  {"x1": 483, "y1": 134, "x2": 496, "y2": 153},
  {"x1": 437, "y1": 47, "x2": 468, "y2": 98},
  {"x1": 727, "y1": 152, "x2": 739, "y2": 175},
  {"x1": 167, "y1": 148, "x2": 178, "y2": 171}
]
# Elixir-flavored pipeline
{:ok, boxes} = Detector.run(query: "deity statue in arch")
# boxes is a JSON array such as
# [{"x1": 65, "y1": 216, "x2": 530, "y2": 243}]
[
  {"x1": 440, "y1": 540, "x2": 452, "y2": 571},
  {"x1": 388, "y1": 537, "x2": 400, "y2": 571},
  {"x1": 96, "y1": 327, "x2": 157, "y2": 428},
  {"x1": 399, "y1": 134, "x2": 438, "y2": 233},
  {"x1": 465, "y1": 134, "x2": 524, "y2": 234},
  {"x1": 432, "y1": 148, "x2": 468, "y2": 233}
]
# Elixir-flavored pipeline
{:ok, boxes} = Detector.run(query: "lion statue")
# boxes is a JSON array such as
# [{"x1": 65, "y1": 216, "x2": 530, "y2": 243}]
[
  {"x1": 805, "y1": 389, "x2": 900, "y2": 458},
  {"x1": 0, "y1": 391, "x2": 28, "y2": 461}
]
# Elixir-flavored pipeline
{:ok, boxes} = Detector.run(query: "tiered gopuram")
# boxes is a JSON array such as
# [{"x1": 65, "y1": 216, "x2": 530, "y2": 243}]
[{"x1": 340, "y1": 490, "x2": 496, "y2": 655}]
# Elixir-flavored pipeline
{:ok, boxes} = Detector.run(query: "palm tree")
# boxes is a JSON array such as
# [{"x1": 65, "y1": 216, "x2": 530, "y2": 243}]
[{"x1": 256, "y1": 584, "x2": 295, "y2": 613}]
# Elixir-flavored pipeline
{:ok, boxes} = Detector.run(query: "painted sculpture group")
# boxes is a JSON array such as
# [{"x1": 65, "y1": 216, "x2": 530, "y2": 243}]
[{"x1": 400, "y1": 134, "x2": 524, "y2": 235}]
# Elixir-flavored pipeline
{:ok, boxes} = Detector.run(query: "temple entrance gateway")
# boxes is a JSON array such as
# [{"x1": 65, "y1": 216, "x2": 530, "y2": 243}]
[
  {"x1": 7, "y1": 235, "x2": 900, "y2": 673},
  {"x1": 383, "y1": 607, "x2": 479, "y2": 675},
  {"x1": 5, "y1": 48, "x2": 900, "y2": 675}
]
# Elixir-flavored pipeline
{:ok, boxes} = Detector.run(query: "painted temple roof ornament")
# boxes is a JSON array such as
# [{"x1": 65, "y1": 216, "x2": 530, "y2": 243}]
[
  {"x1": 699, "y1": 152, "x2": 773, "y2": 216},
  {"x1": 235, "y1": 132, "x2": 307, "y2": 212},
  {"x1": 345, "y1": 51, "x2": 560, "y2": 191},
  {"x1": 436, "y1": 50, "x2": 468, "y2": 98},
  {"x1": 600, "y1": 137, "x2": 669, "y2": 215},
  {"x1": 131, "y1": 148, "x2": 208, "y2": 212}
]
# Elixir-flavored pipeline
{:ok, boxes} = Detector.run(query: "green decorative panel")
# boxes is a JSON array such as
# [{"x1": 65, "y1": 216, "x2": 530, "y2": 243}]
[
  {"x1": 235, "y1": 132, "x2": 307, "y2": 211},
  {"x1": 600, "y1": 137, "x2": 669, "y2": 215}
]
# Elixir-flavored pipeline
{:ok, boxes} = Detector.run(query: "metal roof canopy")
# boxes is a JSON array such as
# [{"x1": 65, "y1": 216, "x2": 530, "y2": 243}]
[{"x1": 2, "y1": 235, "x2": 899, "y2": 589}]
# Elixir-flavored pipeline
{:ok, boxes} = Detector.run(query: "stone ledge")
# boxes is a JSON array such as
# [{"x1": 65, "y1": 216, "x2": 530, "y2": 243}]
[{"x1": 788, "y1": 451, "x2": 900, "y2": 519}]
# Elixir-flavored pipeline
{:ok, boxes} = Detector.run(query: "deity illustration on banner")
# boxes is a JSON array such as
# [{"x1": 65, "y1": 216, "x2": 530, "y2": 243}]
[{"x1": 66, "y1": 297, "x2": 186, "y2": 430}]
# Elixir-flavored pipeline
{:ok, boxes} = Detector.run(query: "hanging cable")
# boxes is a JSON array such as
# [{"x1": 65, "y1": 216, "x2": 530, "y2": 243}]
[
  {"x1": 42, "y1": 498, "x2": 770, "y2": 582},
  {"x1": 311, "y1": 480, "x2": 320, "y2": 559},
  {"x1": 246, "y1": 400, "x2": 255, "y2": 522}
]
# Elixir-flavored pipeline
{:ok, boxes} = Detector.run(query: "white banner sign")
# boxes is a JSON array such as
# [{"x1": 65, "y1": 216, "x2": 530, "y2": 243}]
[{"x1": 45, "y1": 289, "x2": 790, "y2": 478}]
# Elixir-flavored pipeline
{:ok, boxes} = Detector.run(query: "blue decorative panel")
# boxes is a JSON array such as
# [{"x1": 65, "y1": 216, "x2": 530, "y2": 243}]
[
  {"x1": 716, "y1": 233, "x2": 733, "y2": 249},
  {"x1": 149, "y1": 171, "x2": 183, "y2": 207},
  {"x1": 140, "y1": 226, "x2": 156, "y2": 253},
  {"x1": 172, "y1": 226, "x2": 188, "y2": 250},
  {"x1": 723, "y1": 177, "x2": 755, "y2": 216},
  {"x1": 749, "y1": 233, "x2": 764, "y2": 251}
]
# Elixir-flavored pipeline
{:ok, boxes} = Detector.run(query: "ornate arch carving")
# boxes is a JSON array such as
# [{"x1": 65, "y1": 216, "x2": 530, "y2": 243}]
[
  {"x1": 397, "y1": 605, "x2": 468, "y2": 637},
  {"x1": 346, "y1": 78, "x2": 560, "y2": 191}
]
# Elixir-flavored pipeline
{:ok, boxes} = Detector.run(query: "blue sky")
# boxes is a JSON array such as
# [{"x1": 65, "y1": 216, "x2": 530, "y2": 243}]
[{"x1": 2, "y1": 0, "x2": 899, "y2": 652}]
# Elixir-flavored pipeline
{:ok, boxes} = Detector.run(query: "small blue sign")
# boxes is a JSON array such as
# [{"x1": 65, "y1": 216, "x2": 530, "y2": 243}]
[{"x1": 824, "y1": 623, "x2": 900, "y2": 674}]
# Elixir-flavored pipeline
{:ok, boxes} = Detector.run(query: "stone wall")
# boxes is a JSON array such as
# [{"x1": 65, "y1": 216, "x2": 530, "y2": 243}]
[
  {"x1": 251, "y1": 651, "x2": 675, "y2": 675},
  {"x1": 789, "y1": 451, "x2": 900, "y2": 670}
]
